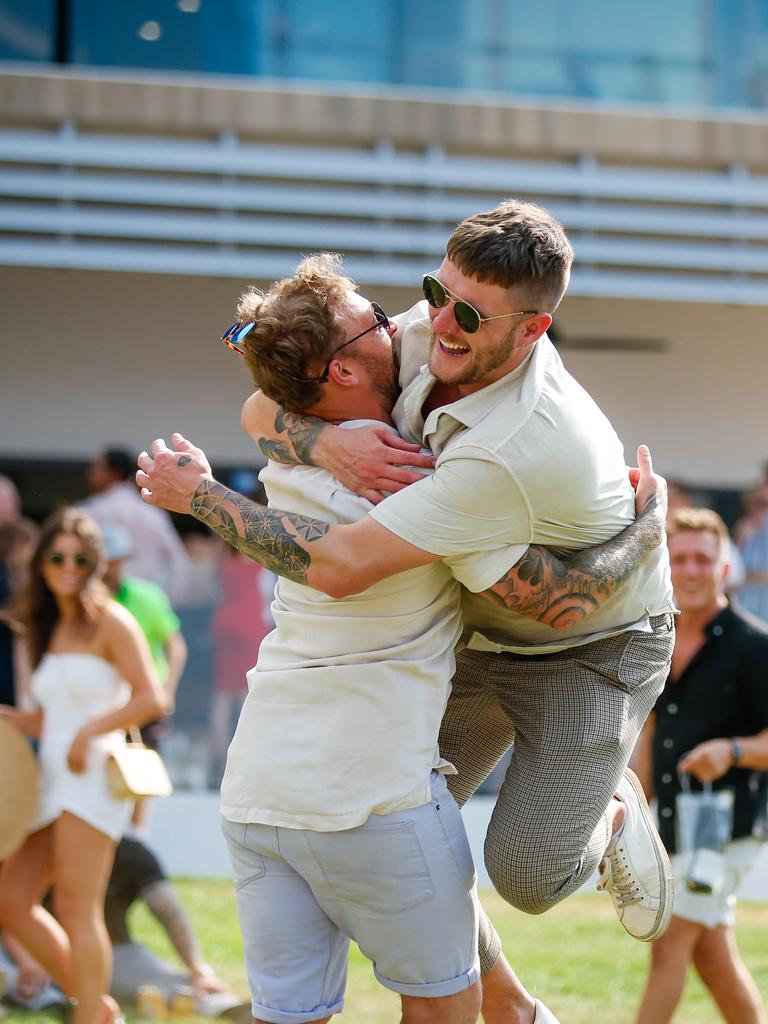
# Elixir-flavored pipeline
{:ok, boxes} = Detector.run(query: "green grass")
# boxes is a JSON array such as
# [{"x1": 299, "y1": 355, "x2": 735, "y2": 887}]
[{"x1": 3, "y1": 882, "x2": 767, "y2": 1022}]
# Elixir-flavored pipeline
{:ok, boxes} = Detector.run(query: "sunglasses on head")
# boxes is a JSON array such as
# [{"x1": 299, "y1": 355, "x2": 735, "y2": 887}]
[
  {"x1": 221, "y1": 302, "x2": 392, "y2": 384},
  {"x1": 45, "y1": 551, "x2": 93, "y2": 569},
  {"x1": 422, "y1": 274, "x2": 539, "y2": 334}
]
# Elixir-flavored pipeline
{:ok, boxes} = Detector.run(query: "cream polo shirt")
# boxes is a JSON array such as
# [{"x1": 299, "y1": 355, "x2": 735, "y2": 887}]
[
  {"x1": 220, "y1": 422, "x2": 463, "y2": 832},
  {"x1": 371, "y1": 302, "x2": 674, "y2": 655}
]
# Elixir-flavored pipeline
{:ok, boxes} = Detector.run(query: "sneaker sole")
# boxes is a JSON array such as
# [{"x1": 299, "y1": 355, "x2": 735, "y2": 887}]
[{"x1": 622, "y1": 766, "x2": 675, "y2": 941}]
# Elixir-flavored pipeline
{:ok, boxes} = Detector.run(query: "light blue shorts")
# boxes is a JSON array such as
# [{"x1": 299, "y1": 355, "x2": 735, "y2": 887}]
[{"x1": 222, "y1": 772, "x2": 479, "y2": 1024}]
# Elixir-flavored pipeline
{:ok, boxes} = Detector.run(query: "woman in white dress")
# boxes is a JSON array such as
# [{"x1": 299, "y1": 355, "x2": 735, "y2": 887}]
[{"x1": 0, "y1": 508, "x2": 165, "y2": 1024}]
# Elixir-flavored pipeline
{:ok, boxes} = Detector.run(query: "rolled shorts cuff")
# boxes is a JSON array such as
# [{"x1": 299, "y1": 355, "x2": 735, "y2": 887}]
[
  {"x1": 249, "y1": 996, "x2": 345, "y2": 1024},
  {"x1": 374, "y1": 959, "x2": 481, "y2": 998}
]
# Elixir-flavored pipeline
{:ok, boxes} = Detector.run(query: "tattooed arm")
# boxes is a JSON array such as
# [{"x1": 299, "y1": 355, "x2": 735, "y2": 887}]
[
  {"x1": 136, "y1": 435, "x2": 438, "y2": 597},
  {"x1": 480, "y1": 445, "x2": 667, "y2": 628},
  {"x1": 137, "y1": 436, "x2": 664, "y2": 622},
  {"x1": 241, "y1": 392, "x2": 433, "y2": 503}
]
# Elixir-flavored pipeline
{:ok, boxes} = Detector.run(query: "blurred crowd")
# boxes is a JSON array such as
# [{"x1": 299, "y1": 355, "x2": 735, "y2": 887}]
[{"x1": 0, "y1": 449, "x2": 275, "y2": 794}]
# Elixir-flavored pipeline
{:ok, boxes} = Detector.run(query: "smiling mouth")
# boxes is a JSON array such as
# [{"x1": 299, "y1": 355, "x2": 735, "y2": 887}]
[{"x1": 438, "y1": 336, "x2": 470, "y2": 356}]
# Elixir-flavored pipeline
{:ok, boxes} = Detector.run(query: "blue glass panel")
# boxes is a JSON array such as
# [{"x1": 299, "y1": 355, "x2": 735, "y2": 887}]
[
  {"x1": 258, "y1": 0, "x2": 392, "y2": 83},
  {"x1": 0, "y1": 0, "x2": 54, "y2": 62},
  {"x1": 7, "y1": 0, "x2": 768, "y2": 113},
  {"x1": 70, "y1": 0, "x2": 261, "y2": 74}
]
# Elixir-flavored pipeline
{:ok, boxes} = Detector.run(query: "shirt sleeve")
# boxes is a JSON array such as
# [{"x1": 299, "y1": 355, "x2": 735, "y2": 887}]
[{"x1": 369, "y1": 445, "x2": 530, "y2": 592}]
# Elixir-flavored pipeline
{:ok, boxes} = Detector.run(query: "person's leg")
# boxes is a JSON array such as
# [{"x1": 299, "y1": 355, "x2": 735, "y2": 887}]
[
  {"x1": 692, "y1": 925, "x2": 767, "y2": 1024},
  {"x1": 52, "y1": 813, "x2": 118, "y2": 1024},
  {"x1": 439, "y1": 651, "x2": 518, "y2": 810},
  {"x1": 484, "y1": 621, "x2": 673, "y2": 919},
  {"x1": 438, "y1": 652, "x2": 550, "y2": 1021},
  {"x1": 400, "y1": 984, "x2": 481, "y2": 1024},
  {"x1": 221, "y1": 818, "x2": 348, "y2": 1024},
  {"x1": 633, "y1": 916, "x2": 702, "y2": 1024},
  {"x1": 0, "y1": 827, "x2": 76, "y2": 996}
]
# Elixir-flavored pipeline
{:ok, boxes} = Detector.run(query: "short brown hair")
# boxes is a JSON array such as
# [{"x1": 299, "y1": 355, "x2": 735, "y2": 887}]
[
  {"x1": 667, "y1": 507, "x2": 729, "y2": 558},
  {"x1": 446, "y1": 199, "x2": 574, "y2": 311},
  {"x1": 237, "y1": 253, "x2": 356, "y2": 412}
]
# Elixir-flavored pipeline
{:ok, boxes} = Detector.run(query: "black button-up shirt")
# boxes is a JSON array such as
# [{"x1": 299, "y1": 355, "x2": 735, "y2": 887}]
[{"x1": 653, "y1": 603, "x2": 768, "y2": 853}]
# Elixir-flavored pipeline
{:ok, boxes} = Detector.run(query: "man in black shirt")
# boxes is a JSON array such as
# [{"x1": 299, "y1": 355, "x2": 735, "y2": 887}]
[{"x1": 633, "y1": 507, "x2": 768, "y2": 1024}]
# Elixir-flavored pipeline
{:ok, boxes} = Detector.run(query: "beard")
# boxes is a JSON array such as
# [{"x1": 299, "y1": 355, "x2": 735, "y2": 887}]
[
  {"x1": 356, "y1": 349, "x2": 400, "y2": 413},
  {"x1": 427, "y1": 326, "x2": 516, "y2": 385}
]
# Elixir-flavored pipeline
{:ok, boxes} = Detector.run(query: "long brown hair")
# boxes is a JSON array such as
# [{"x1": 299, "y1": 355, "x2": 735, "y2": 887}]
[{"x1": 17, "y1": 508, "x2": 106, "y2": 668}]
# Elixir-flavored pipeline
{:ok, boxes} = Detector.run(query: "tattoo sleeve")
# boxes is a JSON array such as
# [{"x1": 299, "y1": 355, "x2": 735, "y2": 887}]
[
  {"x1": 256, "y1": 408, "x2": 326, "y2": 466},
  {"x1": 482, "y1": 500, "x2": 664, "y2": 629},
  {"x1": 190, "y1": 480, "x2": 329, "y2": 584}
]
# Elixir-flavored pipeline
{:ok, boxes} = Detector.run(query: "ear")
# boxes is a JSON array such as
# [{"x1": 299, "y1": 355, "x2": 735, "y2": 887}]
[
  {"x1": 326, "y1": 358, "x2": 361, "y2": 388},
  {"x1": 522, "y1": 312, "x2": 552, "y2": 343}
]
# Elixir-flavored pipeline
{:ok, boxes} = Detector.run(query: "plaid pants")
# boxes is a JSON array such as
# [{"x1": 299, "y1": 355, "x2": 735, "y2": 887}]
[{"x1": 439, "y1": 613, "x2": 675, "y2": 972}]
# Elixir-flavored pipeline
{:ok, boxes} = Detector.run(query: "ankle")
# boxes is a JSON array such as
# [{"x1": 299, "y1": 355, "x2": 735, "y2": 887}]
[{"x1": 607, "y1": 795, "x2": 627, "y2": 840}]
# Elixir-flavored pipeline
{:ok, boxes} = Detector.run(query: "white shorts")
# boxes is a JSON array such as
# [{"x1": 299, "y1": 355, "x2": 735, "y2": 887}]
[
  {"x1": 222, "y1": 772, "x2": 479, "y2": 1024},
  {"x1": 671, "y1": 837, "x2": 763, "y2": 929}
]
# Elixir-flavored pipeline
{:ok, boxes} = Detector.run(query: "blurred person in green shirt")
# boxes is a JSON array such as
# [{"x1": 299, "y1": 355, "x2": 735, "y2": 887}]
[{"x1": 102, "y1": 525, "x2": 187, "y2": 833}]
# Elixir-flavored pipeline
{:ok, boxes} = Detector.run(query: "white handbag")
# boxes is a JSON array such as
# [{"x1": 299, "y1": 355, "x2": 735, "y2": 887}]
[{"x1": 106, "y1": 727, "x2": 173, "y2": 799}]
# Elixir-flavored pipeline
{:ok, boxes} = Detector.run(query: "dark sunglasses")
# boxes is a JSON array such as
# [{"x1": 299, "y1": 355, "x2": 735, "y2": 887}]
[
  {"x1": 45, "y1": 550, "x2": 93, "y2": 569},
  {"x1": 221, "y1": 302, "x2": 392, "y2": 384},
  {"x1": 422, "y1": 274, "x2": 539, "y2": 334}
]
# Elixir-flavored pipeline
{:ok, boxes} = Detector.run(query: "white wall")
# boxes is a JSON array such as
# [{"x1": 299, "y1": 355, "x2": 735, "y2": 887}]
[
  {"x1": 2, "y1": 267, "x2": 767, "y2": 488},
  {"x1": 148, "y1": 791, "x2": 768, "y2": 900}
]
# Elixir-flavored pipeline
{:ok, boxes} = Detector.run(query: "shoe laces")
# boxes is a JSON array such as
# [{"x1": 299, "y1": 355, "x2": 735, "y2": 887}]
[{"x1": 597, "y1": 843, "x2": 646, "y2": 908}]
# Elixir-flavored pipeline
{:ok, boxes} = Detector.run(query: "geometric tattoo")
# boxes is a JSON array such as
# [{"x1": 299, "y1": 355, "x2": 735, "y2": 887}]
[{"x1": 190, "y1": 479, "x2": 329, "y2": 584}]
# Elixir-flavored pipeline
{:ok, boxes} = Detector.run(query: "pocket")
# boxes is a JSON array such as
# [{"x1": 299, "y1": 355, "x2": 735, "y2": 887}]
[
  {"x1": 311, "y1": 820, "x2": 435, "y2": 914},
  {"x1": 432, "y1": 793, "x2": 476, "y2": 886},
  {"x1": 573, "y1": 628, "x2": 673, "y2": 695},
  {"x1": 221, "y1": 818, "x2": 268, "y2": 890}
]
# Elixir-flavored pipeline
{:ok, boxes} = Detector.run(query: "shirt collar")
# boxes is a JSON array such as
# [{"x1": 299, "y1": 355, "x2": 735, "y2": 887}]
[{"x1": 418, "y1": 333, "x2": 552, "y2": 451}]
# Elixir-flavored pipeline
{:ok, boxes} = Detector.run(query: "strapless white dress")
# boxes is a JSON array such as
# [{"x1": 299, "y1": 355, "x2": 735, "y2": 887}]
[{"x1": 31, "y1": 653, "x2": 133, "y2": 841}]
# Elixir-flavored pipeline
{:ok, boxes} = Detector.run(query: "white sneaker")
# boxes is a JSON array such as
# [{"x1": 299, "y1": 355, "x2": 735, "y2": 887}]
[
  {"x1": 597, "y1": 767, "x2": 674, "y2": 941},
  {"x1": 534, "y1": 999, "x2": 562, "y2": 1023}
]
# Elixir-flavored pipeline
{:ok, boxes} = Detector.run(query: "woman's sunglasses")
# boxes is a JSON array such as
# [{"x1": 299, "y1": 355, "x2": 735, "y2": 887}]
[
  {"x1": 422, "y1": 274, "x2": 539, "y2": 334},
  {"x1": 45, "y1": 551, "x2": 93, "y2": 569}
]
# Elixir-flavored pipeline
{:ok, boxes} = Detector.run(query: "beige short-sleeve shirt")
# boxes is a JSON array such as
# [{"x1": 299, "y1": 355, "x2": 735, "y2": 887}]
[
  {"x1": 220, "y1": 421, "x2": 463, "y2": 831},
  {"x1": 371, "y1": 302, "x2": 674, "y2": 654}
]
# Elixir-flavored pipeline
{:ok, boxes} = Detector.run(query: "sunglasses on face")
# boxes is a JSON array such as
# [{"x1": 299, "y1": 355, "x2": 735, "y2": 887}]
[
  {"x1": 422, "y1": 274, "x2": 539, "y2": 334},
  {"x1": 44, "y1": 551, "x2": 93, "y2": 569},
  {"x1": 221, "y1": 302, "x2": 392, "y2": 384}
]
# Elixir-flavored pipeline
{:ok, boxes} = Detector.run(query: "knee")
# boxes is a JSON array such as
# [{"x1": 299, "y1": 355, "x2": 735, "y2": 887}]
[
  {"x1": 53, "y1": 889, "x2": 98, "y2": 932},
  {"x1": 0, "y1": 883, "x2": 32, "y2": 930},
  {"x1": 483, "y1": 840, "x2": 556, "y2": 915},
  {"x1": 649, "y1": 934, "x2": 691, "y2": 974}
]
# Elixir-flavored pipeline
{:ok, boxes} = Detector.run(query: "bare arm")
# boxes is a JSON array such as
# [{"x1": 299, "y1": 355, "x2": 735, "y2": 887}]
[
  {"x1": 67, "y1": 605, "x2": 166, "y2": 772},
  {"x1": 678, "y1": 728, "x2": 768, "y2": 781},
  {"x1": 162, "y1": 630, "x2": 187, "y2": 708},
  {"x1": 137, "y1": 436, "x2": 665, "y2": 624},
  {"x1": 480, "y1": 445, "x2": 667, "y2": 628},
  {"x1": 242, "y1": 392, "x2": 433, "y2": 503},
  {"x1": 137, "y1": 435, "x2": 437, "y2": 598},
  {"x1": 141, "y1": 880, "x2": 226, "y2": 990},
  {"x1": 0, "y1": 704, "x2": 43, "y2": 738}
]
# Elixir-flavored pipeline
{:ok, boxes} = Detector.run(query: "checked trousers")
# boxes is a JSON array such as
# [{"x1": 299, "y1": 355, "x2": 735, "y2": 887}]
[{"x1": 439, "y1": 613, "x2": 675, "y2": 971}]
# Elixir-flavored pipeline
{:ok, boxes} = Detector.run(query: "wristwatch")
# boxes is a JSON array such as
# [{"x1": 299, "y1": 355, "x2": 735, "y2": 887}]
[{"x1": 729, "y1": 738, "x2": 743, "y2": 766}]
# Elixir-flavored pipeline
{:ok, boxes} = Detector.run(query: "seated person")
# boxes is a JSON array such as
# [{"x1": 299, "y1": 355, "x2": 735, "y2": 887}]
[{"x1": 106, "y1": 836, "x2": 250, "y2": 1022}]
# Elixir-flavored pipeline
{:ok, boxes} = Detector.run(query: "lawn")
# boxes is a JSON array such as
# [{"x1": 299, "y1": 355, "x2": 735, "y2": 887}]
[{"x1": 3, "y1": 882, "x2": 767, "y2": 1022}]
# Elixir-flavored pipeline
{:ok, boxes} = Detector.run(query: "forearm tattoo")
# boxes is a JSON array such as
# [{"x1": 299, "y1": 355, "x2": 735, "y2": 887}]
[
  {"x1": 484, "y1": 499, "x2": 665, "y2": 628},
  {"x1": 256, "y1": 408, "x2": 326, "y2": 467},
  {"x1": 190, "y1": 480, "x2": 329, "y2": 584}
]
